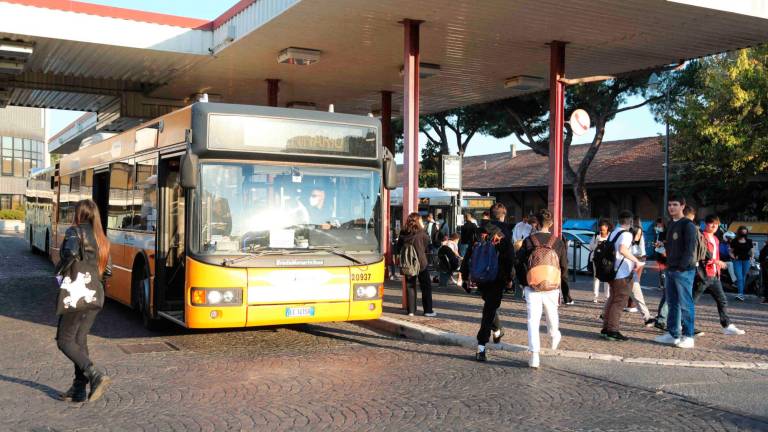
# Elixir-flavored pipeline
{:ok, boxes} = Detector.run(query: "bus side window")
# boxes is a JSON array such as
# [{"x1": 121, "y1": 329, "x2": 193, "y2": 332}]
[
  {"x1": 134, "y1": 158, "x2": 158, "y2": 232},
  {"x1": 108, "y1": 161, "x2": 133, "y2": 230}
]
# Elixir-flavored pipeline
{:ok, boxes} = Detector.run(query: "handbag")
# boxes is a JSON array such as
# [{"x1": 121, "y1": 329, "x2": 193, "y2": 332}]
[{"x1": 55, "y1": 227, "x2": 103, "y2": 315}]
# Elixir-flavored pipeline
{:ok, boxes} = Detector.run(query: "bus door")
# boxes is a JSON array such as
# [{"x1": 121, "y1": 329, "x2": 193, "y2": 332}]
[
  {"x1": 92, "y1": 168, "x2": 109, "y2": 234},
  {"x1": 156, "y1": 155, "x2": 185, "y2": 320}
]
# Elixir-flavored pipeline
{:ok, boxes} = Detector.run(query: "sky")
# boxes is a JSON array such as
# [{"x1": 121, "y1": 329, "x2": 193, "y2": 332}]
[{"x1": 46, "y1": 1, "x2": 666, "y2": 154}]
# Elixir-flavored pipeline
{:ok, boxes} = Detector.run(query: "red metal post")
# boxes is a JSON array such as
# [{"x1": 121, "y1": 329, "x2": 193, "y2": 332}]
[
  {"x1": 380, "y1": 90, "x2": 393, "y2": 281},
  {"x1": 266, "y1": 79, "x2": 280, "y2": 107},
  {"x1": 401, "y1": 19, "x2": 422, "y2": 309},
  {"x1": 548, "y1": 41, "x2": 566, "y2": 237}
]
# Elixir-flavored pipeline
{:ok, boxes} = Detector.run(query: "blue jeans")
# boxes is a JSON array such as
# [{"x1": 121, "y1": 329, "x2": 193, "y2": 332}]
[
  {"x1": 733, "y1": 259, "x2": 751, "y2": 296},
  {"x1": 666, "y1": 269, "x2": 696, "y2": 338},
  {"x1": 459, "y1": 244, "x2": 469, "y2": 258}
]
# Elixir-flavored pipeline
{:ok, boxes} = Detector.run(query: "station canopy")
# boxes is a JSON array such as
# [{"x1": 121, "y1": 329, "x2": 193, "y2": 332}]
[{"x1": 2, "y1": 0, "x2": 768, "y2": 137}]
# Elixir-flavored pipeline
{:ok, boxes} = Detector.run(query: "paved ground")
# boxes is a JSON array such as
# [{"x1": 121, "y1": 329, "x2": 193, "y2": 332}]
[
  {"x1": 2, "y1": 232, "x2": 768, "y2": 431},
  {"x1": 383, "y1": 266, "x2": 768, "y2": 364}
]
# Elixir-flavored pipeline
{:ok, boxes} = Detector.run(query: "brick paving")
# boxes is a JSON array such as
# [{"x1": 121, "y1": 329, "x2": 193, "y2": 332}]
[
  {"x1": 383, "y1": 268, "x2": 768, "y2": 364},
  {"x1": 2, "y1": 232, "x2": 767, "y2": 431}
]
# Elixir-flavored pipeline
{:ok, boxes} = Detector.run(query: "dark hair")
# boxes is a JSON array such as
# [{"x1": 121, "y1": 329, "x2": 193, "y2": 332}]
[
  {"x1": 404, "y1": 212, "x2": 422, "y2": 234},
  {"x1": 597, "y1": 219, "x2": 611, "y2": 230},
  {"x1": 73, "y1": 199, "x2": 110, "y2": 275},
  {"x1": 737, "y1": 225, "x2": 749, "y2": 234},
  {"x1": 668, "y1": 194, "x2": 686, "y2": 205},
  {"x1": 683, "y1": 205, "x2": 696, "y2": 217},
  {"x1": 490, "y1": 203, "x2": 506, "y2": 221},
  {"x1": 618, "y1": 210, "x2": 633, "y2": 226},
  {"x1": 704, "y1": 214, "x2": 720, "y2": 224},
  {"x1": 536, "y1": 208, "x2": 553, "y2": 228},
  {"x1": 482, "y1": 211, "x2": 490, "y2": 219},
  {"x1": 655, "y1": 217, "x2": 664, "y2": 225}
]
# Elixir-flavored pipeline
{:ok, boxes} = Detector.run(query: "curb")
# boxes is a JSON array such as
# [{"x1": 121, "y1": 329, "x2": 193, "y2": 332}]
[{"x1": 359, "y1": 315, "x2": 768, "y2": 370}]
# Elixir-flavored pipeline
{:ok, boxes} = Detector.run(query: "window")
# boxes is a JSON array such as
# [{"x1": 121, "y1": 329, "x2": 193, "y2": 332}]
[
  {"x1": 58, "y1": 175, "x2": 71, "y2": 224},
  {"x1": 133, "y1": 157, "x2": 158, "y2": 231},
  {"x1": 108, "y1": 161, "x2": 134, "y2": 229}
]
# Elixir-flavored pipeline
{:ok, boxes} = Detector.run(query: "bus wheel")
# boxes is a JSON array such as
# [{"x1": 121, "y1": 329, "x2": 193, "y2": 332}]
[
  {"x1": 28, "y1": 229, "x2": 35, "y2": 254},
  {"x1": 132, "y1": 267, "x2": 164, "y2": 331},
  {"x1": 44, "y1": 232, "x2": 50, "y2": 258}
]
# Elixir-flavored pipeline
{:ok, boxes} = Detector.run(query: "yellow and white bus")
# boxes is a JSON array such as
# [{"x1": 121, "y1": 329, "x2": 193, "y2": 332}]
[
  {"x1": 43, "y1": 102, "x2": 396, "y2": 329},
  {"x1": 25, "y1": 166, "x2": 55, "y2": 254}
]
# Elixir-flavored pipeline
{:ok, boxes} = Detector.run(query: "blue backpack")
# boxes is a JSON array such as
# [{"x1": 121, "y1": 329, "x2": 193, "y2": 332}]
[{"x1": 469, "y1": 240, "x2": 499, "y2": 283}]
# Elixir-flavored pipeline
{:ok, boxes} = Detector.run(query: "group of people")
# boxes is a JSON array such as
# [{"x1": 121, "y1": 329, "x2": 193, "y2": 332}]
[{"x1": 395, "y1": 195, "x2": 760, "y2": 368}]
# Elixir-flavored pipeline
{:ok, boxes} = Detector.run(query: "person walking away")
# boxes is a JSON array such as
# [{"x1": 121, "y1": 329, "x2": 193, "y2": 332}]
[
  {"x1": 654, "y1": 196, "x2": 698, "y2": 348},
  {"x1": 600, "y1": 210, "x2": 645, "y2": 341},
  {"x1": 695, "y1": 215, "x2": 746, "y2": 335},
  {"x1": 395, "y1": 212, "x2": 436, "y2": 317},
  {"x1": 517, "y1": 209, "x2": 567, "y2": 368},
  {"x1": 461, "y1": 203, "x2": 514, "y2": 362},
  {"x1": 590, "y1": 220, "x2": 611, "y2": 303},
  {"x1": 56, "y1": 199, "x2": 112, "y2": 403},
  {"x1": 459, "y1": 212, "x2": 479, "y2": 257},
  {"x1": 730, "y1": 226, "x2": 754, "y2": 301}
]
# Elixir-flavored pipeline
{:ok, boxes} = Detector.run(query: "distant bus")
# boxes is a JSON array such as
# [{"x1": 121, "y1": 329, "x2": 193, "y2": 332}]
[
  {"x1": 35, "y1": 103, "x2": 396, "y2": 329},
  {"x1": 25, "y1": 166, "x2": 55, "y2": 254},
  {"x1": 389, "y1": 187, "x2": 495, "y2": 233}
]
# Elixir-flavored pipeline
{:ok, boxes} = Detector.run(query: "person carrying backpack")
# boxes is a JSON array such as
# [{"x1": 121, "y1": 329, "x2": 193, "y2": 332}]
[
  {"x1": 515, "y1": 208, "x2": 567, "y2": 368},
  {"x1": 460, "y1": 203, "x2": 514, "y2": 362},
  {"x1": 395, "y1": 212, "x2": 436, "y2": 317},
  {"x1": 598, "y1": 210, "x2": 645, "y2": 342}
]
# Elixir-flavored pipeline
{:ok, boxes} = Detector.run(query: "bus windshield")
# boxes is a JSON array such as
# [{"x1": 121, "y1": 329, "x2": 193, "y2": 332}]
[{"x1": 197, "y1": 162, "x2": 381, "y2": 255}]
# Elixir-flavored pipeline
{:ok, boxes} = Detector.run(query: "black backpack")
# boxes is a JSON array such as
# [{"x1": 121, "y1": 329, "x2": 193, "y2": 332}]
[
  {"x1": 429, "y1": 222, "x2": 443, "y2": 247},
  {"x1": 437, "y1": 245, "x2": 459, "y2": 273},
  {"x1": 593, "y1": 230, "x2": 627, "y2": 282}
]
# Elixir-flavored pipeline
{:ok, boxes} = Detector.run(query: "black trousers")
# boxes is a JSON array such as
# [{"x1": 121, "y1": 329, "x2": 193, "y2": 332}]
[
  {"x1": 476, "y1": 281, "x2": 503, "y2": 345},
  {"x1": 693, "y1": 276, "x2": 731, "y2": 328},
  {"x1": 406, "y1": 269, "x2": 434, "y2": 314},
  {"x1": 56, "y1": 309, "x2": 100, "y2": 380}
]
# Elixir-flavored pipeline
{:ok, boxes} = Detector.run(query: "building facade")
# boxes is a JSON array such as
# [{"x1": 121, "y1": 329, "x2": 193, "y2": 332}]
[{"x1": 0, "y1": 107, "x2": 46, "y2": 210}]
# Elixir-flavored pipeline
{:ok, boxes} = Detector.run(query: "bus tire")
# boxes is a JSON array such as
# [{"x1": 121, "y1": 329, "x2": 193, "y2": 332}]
[
  {"x1": 28, "y1": 228, "x2": 35, "y2": 254},
  {"x1": 44, "y1": 231, "x2": 50, "y2": 259},
  {"x1": 132, "y1": 259, "x2": 164, "y2": 331}
]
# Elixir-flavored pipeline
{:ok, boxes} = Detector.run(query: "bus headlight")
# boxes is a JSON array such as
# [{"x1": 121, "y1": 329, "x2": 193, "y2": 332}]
[
  {"x1": 191, "y1": 288, "x2": 242, "y2": 306},
  {"x1": 354, "y1": 284, "x2": 382, "y2": 301}
]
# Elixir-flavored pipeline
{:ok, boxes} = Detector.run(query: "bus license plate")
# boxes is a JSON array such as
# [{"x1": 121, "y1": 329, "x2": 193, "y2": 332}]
[{"x1": 285, "y1": 306, "x2": 315, "y2": 318}]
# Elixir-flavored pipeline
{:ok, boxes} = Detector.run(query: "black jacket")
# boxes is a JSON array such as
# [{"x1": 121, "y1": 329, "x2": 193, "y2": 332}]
[
  {"x1": 515, "y1": 232, "x2": 568, "y2": 286},
  {"x1": 395, "y1": 229, "x2": 431, "y2": 271},
  {"x1": 665, "y1": 218, "x2": 698, "y2": 271},
  {"x1": 460, "y1": 220, "x2": 479, "y2": 245},
  {"x1": 60, "y1": 223, "x2": 113, "y2": 286},
  {"x1": 460, "y1": 220, "x2": 515, "y2": 285}
]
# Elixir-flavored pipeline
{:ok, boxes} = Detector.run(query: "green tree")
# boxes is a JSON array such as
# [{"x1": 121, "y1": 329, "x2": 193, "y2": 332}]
[{"x1": 657, "y1": 47, "x2": 768, "y2": 219}]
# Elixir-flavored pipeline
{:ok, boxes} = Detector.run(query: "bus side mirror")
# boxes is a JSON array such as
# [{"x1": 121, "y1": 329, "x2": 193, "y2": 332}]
[
  {"x1": 383, "y1": 148, "x2": 397, "y2": 190},
  {"x1": 180, "y1": 149, "x2": 199, "y2": 189}
]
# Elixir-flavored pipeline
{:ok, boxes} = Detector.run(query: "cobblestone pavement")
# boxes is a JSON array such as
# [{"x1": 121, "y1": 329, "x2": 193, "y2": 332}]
[
  {"x1": 383, "y1": 266, "x2": 768, "y2": 364},
  {"x1": 2, "y1": 233, "x2": 767, "y2": 431}
]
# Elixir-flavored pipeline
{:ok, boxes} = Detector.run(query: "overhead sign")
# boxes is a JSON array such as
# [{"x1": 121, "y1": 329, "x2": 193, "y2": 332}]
[
  {"x1": 569, "y1": 109, "x2": 590, "y2": 136},
  {"x1": 441, "y1": 155, "x2": 461, "y2": 191}
]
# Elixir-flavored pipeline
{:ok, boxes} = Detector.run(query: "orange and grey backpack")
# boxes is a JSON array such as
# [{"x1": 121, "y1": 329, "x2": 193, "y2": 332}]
[{"x1": 526, "y1": 234, "x2": 562, "y2": 291}]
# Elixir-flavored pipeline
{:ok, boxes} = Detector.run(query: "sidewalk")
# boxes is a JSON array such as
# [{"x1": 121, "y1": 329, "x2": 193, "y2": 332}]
[{"x1": 374, "y1": 273, "x2": 768, "y2": 368}]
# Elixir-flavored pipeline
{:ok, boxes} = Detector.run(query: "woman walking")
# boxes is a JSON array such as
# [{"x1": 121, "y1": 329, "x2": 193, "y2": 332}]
[
  {"x1": 395, "y1": 212, "x2": 436, "y2": 316},
  {"x1": 730, "y1": 226, "x2": 754, "y2": 301},
  {"x1": 56, "y1": 199, "x2": 112, "y2": 402},
  {"x1": 590, "y1": 220, "x2": 611, "y2": 303}
]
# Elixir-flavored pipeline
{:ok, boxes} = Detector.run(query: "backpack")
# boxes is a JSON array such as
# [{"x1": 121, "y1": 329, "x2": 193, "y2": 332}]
[
  {"x1": 437, "y1": 244, "x2": 459, "y2": 273},
  {"x1": 695, "y1": 231, "x2": 712, "y2": 263},
  {"x1": 399, "y1": 243, "x2": 421, "y2": 277},
  {"x1": 526, "y1": 235, "x2": 562, "y2": 291},
  {"x1": 469, "y1": 240, "x2": 499, "y2": 283},
  {"x1": 430, "y1": 222, "x2": 443, "y2": 247},
  {"x1": 593, "y1": 230, "x2": 627, "y2": 282}
]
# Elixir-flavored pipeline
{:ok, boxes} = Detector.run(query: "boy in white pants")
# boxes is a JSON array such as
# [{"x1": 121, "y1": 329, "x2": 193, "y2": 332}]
[{"x1": 517, "y1": 209, "x2": 568, "y2": 368}]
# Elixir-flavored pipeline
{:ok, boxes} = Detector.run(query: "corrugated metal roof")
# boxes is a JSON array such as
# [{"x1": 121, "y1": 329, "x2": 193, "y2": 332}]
[
  {"x1": 9, "y1": 88, "x2": 115, "y2": 112},
  {"x1": 0, "y1": 105, "x2": 44, "y2": 140}
]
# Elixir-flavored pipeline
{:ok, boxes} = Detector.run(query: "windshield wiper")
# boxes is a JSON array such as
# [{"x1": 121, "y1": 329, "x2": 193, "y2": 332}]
[
  {"x1": 222, "y1": 247, "x2": 306, "y2": 266},
  {"x1": 302, "y1": 246, "x2": 365, "y2": 265}
]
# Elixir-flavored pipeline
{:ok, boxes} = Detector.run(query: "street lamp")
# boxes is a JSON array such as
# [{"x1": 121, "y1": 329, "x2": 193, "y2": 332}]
[{"x1": 649, "y1": 73, "x2": 670, "y2": 219}]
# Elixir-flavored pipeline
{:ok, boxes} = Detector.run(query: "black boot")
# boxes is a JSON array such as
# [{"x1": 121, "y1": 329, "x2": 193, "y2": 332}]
[
  {"x1": 60, "y1": 378, "x2": 88, "y2": 402},
  {"x1": 84, "y1": 365, "x2": 111, "y2": 402}
]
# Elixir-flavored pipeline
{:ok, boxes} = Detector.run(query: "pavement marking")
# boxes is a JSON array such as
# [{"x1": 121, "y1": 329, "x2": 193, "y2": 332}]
[{"x1": 360, "y1": 315, "x2": 768, "y2": 370}]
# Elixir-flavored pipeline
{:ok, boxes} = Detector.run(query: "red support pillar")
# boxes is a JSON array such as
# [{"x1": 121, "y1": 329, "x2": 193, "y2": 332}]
[
  {"x1": 266, "y1": 79, "x2": 280, "y2": 107},
  {"x1": 380, "y1": 90, "x2": 393, "y2": 281},
  {"x1": 548, "y1": 41, "x2": 566, "y2": 237},
  {"x1": 401, "y1": 19, "x2": 422, "y2": 309}
]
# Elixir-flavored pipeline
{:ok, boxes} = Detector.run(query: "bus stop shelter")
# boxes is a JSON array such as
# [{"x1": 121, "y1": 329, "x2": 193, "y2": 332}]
[{"x1": 2, "y1": 0, "x2": 768, "y2": 295}]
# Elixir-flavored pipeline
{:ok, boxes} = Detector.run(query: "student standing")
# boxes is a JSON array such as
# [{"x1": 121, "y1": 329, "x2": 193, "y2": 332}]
[
  {"x1": 600, "y1": 211, "x2": 645, "y2": 341},
  {"x1": 730, "y1": 226, "x2": 754, "y2": 301},
  {"x1": 590, "y1": 220, "x2": 611, "y2": 303},
  {"x1": 517, "y1": 209, "x2": 567, "y2": 368},
  {"x1": 459, "y1": 212, "x2": 479, "y2": 257},
  {"x1": 56, "y1": 199, "x2": 113, "y2": 403},
  {"x1": 395, "y1": 212, "x2": 436, "y2": 317},
  {"x1": 654, "y1": 195, "x2": 698, "y2": 348}
]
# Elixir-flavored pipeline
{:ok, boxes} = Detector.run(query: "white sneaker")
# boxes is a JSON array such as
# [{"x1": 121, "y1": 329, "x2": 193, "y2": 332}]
[
  {"x1": 676, "y1": 336, "x2": 695, "y2": 349},
  {"x1": 593, "y1": 297, "x2": 599, "y2": 303},
  {"x1": 623, "y1": 307, "x2": 639, "y2": 313},
  {"x1": 723, "y1": 324, "x2": 745, "y2": 335},
  {"x1": 551, "y1": 332, "x2": 562, "y2": 350},
  {"x1": 654, "y1": 333, "x2": 681, "y2": 345},
  {"x1": 529, "y1": 352, "x2": 540, "y2": 368},
  {"x1": 424, "y1": 312, "x2": 437, "y2": 317}
]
